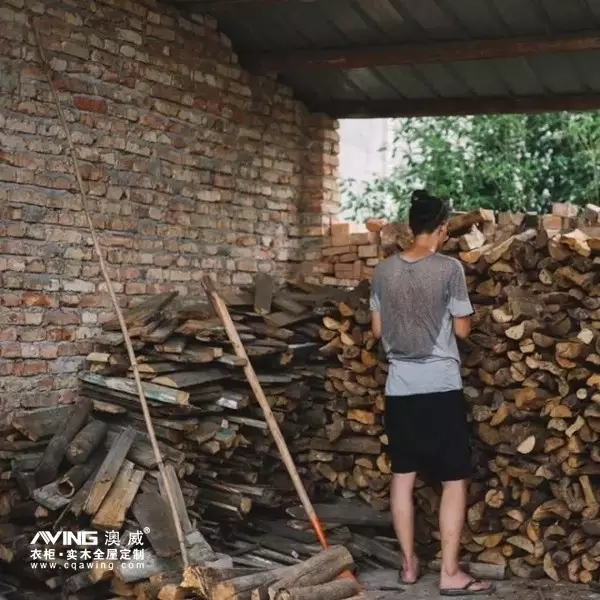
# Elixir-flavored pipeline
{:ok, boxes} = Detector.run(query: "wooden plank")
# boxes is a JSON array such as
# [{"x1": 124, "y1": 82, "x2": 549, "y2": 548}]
[
  {"x1": 132, "y1": 490, "x2": 180, "y2": 558},
  {"x1": 348, "y1": 533, "x2": 399, "y2": 568},
  {"x1": 151, "y1": 368, "x2": 229, "y2": 389},
  {"x1": 155, "y1": 347, "x2": 223, "y2": 364},
  {"x1": 448, "y1": 209, "x2": 495, "y2": 236},
  {"x1": 10, "y1": 406, "x2": 71, "y2": 441},
  {"x1": 69, "y1": 462, "x2": 102, "y2": 517},
  {"x1": 79, "y1": 372, "x2": 190, "y2": 405},
  {"x1": 264, "y1": 311, "x2": 314, "y2": 328},
  {"x1": 92, "y1": 460, "x2": 145, "y2": 530},
  {"x1": 32, "y1": 481, "x2": 70, "y2": 511},
  {"x1": 272, "y1": 295, "x2": 308, "y2": 315},
  {"x1": 92, "y1": 399, "x2": 127, "y2": 415},
  {"x1": 158, "y1": 464, "x2": 194, "y2": 535},
  {"x1": 103, "y1": 292, "x2": 177, "y2": 331},
  {"x1": 218, "y1": 354, "x2": 247, "y2": 367},
  {"x1": 321, "y1": 93, "x2": 600, "y2": 119},
  {"x1": 130, "y1": 362, "x2": 186, "y2": 376},
  {"x1": 83, "y1": 427, "x2": 137, "y2": 515},
  {"x1": 247, "y1": 32, "x2": 600, "y2": 74},
  {"x1": 176, "y1": 317, "x2": 224, "y2": 336},
  {"x1": 140, "y1": 319, "x2": 180, "y2": 343},
  {"x1": 155, "y1": 334, "x2": 187, "y2": 354},
  {"x1": 254, "y1": 273, "x2": 274, "y2": 315},
  {"x1": 105, "y1": 428, "x2": 186, "y2": 468}
]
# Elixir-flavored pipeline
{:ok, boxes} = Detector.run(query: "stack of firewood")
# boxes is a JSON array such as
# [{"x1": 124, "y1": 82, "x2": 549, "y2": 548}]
[
  {"x1": 458, "y1": 226, "x2": 600, "y2": 583},
  {"x1": 0, "y1": 397, "x2": 226, "y2": 597},
  {"x1": 193, "y1": 545, "x2": 364, "y2": 600},
  {"x1": 308, "y1": 220, "x2": 600, "y2": 583},
  {"x1": 7, "y1": 214, "x2": 600, "y2": 588},
  {"x1": 0, "y1": 409, "x2": 396, "y2": 598},
  {"x1": 0, "y1": 279, "x2": 384, "y2": 597},
  {"x1": 78, "y1": 280, "x2": 370, "y2": 512}
]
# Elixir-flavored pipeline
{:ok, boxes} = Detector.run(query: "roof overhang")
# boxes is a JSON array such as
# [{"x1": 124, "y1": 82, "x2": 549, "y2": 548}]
[{"x1": 169, "y1": 0, "x2": 600, "y2": 118}]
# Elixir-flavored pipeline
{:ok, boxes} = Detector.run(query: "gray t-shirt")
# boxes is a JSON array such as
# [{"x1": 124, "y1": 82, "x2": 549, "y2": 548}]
[{"x1": 370, "y1": 252, "x2": 473, "y2": 396}]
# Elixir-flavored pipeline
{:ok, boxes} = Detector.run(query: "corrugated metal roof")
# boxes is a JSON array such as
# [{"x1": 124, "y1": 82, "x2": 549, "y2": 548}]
[{"x1": 169, "y1": 0, "x2": 600, "y2": 117}]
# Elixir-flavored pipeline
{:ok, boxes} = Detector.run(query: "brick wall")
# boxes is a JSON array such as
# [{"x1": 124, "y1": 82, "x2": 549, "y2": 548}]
[{"x1": 0, "y1": 0, "x2": 339, "y2": 419}]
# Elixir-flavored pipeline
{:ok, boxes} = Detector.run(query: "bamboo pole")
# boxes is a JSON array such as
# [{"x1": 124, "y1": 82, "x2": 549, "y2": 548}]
[
  {"x1": 31, "y1": 19, "x2": 189, "y2": 567},
  {"x1": 201, "y1": 276, "x2": 361, "y2": 587}
]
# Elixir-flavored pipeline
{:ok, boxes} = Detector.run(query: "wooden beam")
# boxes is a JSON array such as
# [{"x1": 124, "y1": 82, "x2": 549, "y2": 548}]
[
  {"x1": 317, "y1": 93, "x2": 600, "y2": 119},
  {"x1": 245, "y1": 32, "x2": 600, "y2": 73}
]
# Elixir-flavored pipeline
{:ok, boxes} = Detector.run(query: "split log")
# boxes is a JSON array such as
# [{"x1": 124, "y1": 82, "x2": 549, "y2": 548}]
[
  {"x1": 274, "y1": 579, "x2": 359, "y2": 600},
  {"x1": 34, "y1": 399, "x2": 93, "y2": 486},
  {"x1": 267, "y1": 546, "x2": 354, "y2": 600},
  {"x1": 210, "y1": 567, "x2": 291, "y2": 600},
  {"x1": 66, "y1": 420, "x2": 109, "y2": 465}
]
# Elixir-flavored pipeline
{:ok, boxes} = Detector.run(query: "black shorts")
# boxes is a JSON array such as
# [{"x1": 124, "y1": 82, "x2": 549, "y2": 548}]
[{"x1": 384, "y1": 389, "x2": 472, "y2": 482}]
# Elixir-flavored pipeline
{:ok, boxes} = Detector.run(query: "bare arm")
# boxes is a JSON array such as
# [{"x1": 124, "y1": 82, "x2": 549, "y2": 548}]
[
  {"x1": 371, "y1": 311, "x2": 382, "y2": 340},
  {"x1": 453, "y1": 315, "x2": 471, "y2": 339}
]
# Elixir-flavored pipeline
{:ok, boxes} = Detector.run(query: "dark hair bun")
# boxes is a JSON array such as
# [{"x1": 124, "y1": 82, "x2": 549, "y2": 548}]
[
  {"x1": 410, "y1": 189, "x2": 429, "y2": 205},
  {"x1": 410, "y1": 189, "x2": 438, "y2": 217},
  {"x1": 408, "y1": 189, "x2": 449, "y2": 235}
]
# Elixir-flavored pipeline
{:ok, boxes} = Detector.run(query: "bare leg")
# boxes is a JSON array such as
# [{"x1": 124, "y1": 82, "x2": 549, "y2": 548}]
[
  {"x1": 439, "y1": 479, "x2": 492, "y2": 592},
  {"x1": 390, "y1": 472, "x2": 419, "y2": 583}
]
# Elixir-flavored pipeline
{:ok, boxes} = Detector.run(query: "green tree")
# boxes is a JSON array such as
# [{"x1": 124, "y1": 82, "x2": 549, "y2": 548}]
[{"x1": 340, "y1": 112, "x2": 600, "y2": 223}]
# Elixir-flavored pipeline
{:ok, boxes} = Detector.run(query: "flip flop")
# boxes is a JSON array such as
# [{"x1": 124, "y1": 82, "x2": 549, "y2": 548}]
[{"x1": 440, "y1": 578, "x2": 495, "y2": 596}]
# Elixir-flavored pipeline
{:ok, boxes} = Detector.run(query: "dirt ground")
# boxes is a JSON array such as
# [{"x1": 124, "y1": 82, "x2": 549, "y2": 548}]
[{"x1": 359, "y1": 569, "x2": 600, "y2": 600}]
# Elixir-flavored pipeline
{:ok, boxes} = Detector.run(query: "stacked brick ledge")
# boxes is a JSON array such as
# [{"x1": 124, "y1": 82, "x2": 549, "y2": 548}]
[{"x1": 308, "y1": 202, "x2": 600, "y2": 288}]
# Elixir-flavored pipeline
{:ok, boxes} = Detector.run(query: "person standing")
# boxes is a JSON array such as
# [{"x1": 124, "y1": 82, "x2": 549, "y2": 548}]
[{"x1": 370, "y1": 190, "x2": 494, "y2": 596}]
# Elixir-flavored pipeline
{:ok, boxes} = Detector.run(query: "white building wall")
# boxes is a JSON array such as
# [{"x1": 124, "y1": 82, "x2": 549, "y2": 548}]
[{"x1": 339, "y1": 118, "x2": 394, "y2": 182}]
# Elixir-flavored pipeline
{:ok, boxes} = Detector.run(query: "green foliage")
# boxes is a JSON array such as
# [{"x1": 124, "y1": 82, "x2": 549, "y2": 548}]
[{"x1": 341, "y1": 112, "x2": 600, "y2": 223}]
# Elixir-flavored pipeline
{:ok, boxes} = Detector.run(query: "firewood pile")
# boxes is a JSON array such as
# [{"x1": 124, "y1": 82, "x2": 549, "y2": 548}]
[
  {"x1": 458, "y1": 225, "x2": 600, "y2": 583},
  {"x1": 78, "y1": 281, "x2": 372, "y2": 514},
  {"x1": 0, "y1": 280, "x2": 403, "y2": 598},
  {"x1": 313, "y1": 217, "x2": 600, "y2": 584},
  {"x1": 6, "y1": 209, "x2": 600, "y2": 592}
]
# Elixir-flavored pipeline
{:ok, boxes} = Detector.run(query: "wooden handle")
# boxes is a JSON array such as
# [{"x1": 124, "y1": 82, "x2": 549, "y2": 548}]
[
  {"x1": 202, "y1": 278, "x2": 362, "y2": 591},
  {"x1": 202, "y1": 278, "x2": 322, "y2": 530}
]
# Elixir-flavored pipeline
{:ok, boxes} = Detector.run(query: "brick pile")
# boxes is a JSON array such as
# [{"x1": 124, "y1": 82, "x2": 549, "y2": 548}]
[{"x1": 0, "y1": 0, "x2": 339, "y2": 420}]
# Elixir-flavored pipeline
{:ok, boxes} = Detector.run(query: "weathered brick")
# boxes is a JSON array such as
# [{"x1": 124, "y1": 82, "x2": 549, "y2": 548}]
[
  {"x1": 0, "y1": 342, "x2": 21, "y2": 358},
  {"x1": 40, "y1": 344, "x2": 59, "y2": 359},
  {"x1": 339, "y1": 252, "x2": 358, "y2": 263},
  {"x1": 21, "y1": 292, "x2": 53, "y2": 307},
  {"x1": 51, "y1": 356, "x2": 84, "y2": 374},
  {"x1": 0, "y1": 360, "x2": 14, "y2": 376},
  {"x1": 358, "y1": 244, "x2": 379, "y2": 259}
]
